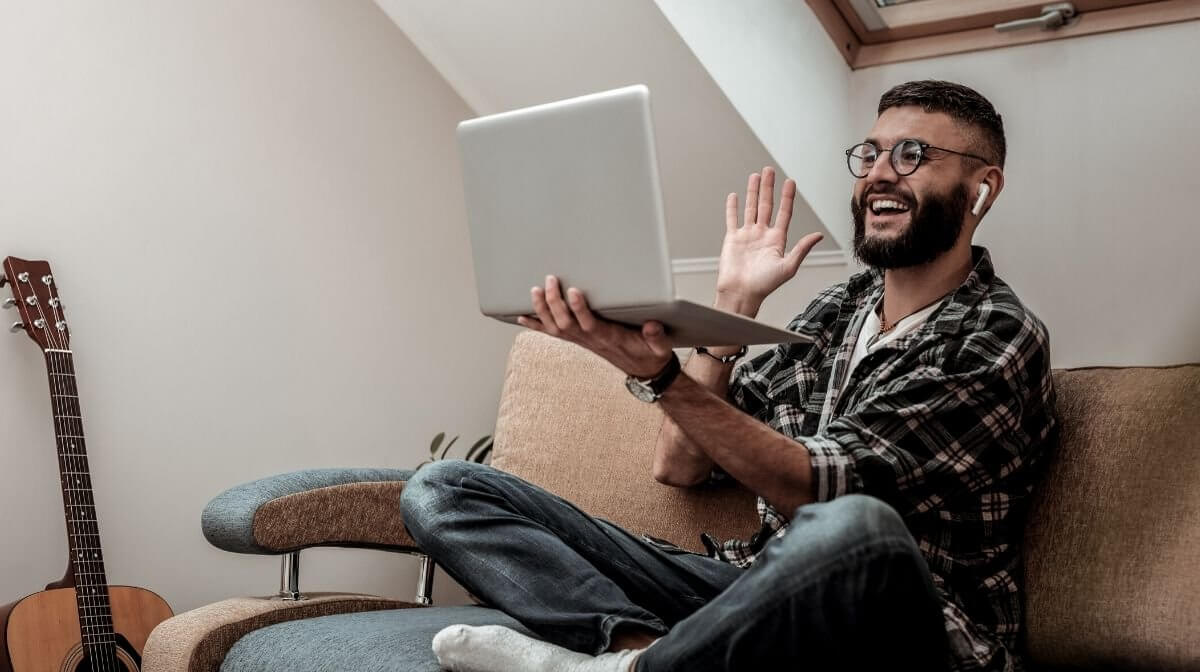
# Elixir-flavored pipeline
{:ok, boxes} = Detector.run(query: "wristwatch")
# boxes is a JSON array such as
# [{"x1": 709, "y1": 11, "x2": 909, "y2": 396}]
[{"x1": 624, "y1": 353, "x2": 682, "y2": 403}]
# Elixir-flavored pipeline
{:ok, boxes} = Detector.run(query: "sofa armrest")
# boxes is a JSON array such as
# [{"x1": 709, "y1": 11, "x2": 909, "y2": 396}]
[
  {"x1": 202, "y1": 468, "x2": 419, "y2": 554},
  {"x1": 142, "y1": 593, "x2": 423, "y2": 672}
]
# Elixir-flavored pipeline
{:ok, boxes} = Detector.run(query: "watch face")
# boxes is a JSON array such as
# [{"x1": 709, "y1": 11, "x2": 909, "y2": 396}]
[{"x1": 625, "y1": 376, "x2": 659, "y2": 402}]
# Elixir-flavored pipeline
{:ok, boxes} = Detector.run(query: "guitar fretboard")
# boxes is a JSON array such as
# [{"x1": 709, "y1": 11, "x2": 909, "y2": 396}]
[{"x1": 45, "y1": 349, "x2": 117, "y2": 658}]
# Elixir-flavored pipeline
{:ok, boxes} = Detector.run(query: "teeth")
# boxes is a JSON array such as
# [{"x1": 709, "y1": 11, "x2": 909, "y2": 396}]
[{"x1": 870, "y1": 199, "x2": 909, "y2": 215}]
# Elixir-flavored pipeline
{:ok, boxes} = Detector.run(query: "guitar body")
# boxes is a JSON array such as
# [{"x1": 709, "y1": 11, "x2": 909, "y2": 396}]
[{"x1": 1, "y1": 586, "x2": 171, "y2": 672}]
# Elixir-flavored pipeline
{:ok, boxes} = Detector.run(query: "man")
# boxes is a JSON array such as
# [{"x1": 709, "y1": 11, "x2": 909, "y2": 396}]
[{"x1": 401, "y1": 80, "x2": 1057, "y2": 671}]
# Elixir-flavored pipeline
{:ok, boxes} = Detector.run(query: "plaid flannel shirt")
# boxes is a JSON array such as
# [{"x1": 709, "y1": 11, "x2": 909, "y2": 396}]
[{"x1": 704, "y1": 245, "x2": 1057, "y2": 672}]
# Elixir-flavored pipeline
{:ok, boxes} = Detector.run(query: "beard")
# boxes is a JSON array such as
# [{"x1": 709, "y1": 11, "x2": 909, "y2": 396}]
[{"x1": 851, "y1": 182, "x2": 968, "y2": 269}]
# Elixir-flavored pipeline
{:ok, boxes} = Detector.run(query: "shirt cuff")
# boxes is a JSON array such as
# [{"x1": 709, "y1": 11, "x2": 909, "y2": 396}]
[{"x1": 802, "y1": 433, "x2": 858, "y2": 502}]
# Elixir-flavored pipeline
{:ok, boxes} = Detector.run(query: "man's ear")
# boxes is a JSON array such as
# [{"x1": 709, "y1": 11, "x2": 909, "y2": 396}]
[{"x1": 976, "y1": 167, "x2": 1004, "y2": 219}]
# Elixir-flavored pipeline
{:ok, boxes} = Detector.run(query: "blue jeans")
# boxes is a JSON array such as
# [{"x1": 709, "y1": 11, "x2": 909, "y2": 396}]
[{"x1": 401, "y1": 460, "x2": 948, "y2": 671}]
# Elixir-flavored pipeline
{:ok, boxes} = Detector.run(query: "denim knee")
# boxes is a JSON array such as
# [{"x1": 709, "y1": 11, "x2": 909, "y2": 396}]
[
  {"x1": 774, "y1": 494, "x2": 915, "y2": 565},
  {"x1": 400, "y1": 459, "x2": 487, "y2": 535},
  {"x1": 820, "y1": 494, "x2": 908, "y2": 539}
]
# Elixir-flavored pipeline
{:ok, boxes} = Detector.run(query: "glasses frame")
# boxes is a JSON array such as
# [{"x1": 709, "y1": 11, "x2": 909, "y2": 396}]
[{"x1": 845, "y1": 139, "x2": 991, "y2": 179}]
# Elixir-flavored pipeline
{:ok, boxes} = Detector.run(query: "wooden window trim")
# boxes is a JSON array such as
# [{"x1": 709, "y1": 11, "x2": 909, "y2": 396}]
[{"x1": 806, "y1": 0, "x2": 1200, "y2": 69}]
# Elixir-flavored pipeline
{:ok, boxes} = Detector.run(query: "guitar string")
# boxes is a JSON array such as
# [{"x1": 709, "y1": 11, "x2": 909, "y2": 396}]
[
  {"x1": 39, "y1": 287, "x2": 114, "y2": 670},
  {"x1": 56, "y1": 328, "x2": 117, "y2": 669},
  {"x1": 34, "y1": 296, "x2": 92, "y2": 660},
  {"x1": 39, "y1": 304, "x2": 106, "y2": 669}
]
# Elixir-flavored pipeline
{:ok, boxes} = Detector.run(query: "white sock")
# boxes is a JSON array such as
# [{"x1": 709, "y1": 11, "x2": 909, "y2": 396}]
[{"x1": 432, "y1": 624, "x2": 646, "y2": 672}]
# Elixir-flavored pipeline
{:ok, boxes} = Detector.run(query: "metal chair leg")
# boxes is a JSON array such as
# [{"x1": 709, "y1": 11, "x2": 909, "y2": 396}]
[
  {"x1": 415, "y1": 554, "x2": 435, "y2": 605},
  {"x1": 279, "y1": 551, "x2": 304, "y2": 601}
]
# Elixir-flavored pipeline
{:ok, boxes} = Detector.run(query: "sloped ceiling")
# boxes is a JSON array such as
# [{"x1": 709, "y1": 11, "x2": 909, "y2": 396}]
[{"x1": 373, "y1": 0, "x2": 840, "y2": 260}]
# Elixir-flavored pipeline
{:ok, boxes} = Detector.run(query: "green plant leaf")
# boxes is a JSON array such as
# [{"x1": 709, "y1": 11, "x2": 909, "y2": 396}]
[
  {"x1": 430, "y1": 432, "x2": 445, "y2": 456},
  {"x1": 438, "y1": 435, "x2": 459, "y2": 460},
  {"x1": 473, "y1": 444, "x2": 492, "y2": 464},
  {"x1": 465, "y1": 435, "x2": 492, "y2": 462}
]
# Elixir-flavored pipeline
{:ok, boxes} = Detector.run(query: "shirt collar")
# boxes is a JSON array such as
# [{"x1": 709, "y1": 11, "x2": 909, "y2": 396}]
[{"x1": 844, "y1": 245, "x2": 995, "y2": 337}]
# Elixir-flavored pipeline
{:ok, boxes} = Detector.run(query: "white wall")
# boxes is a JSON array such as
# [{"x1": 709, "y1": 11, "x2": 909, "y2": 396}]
[
  {"x1": 654, "y1": 0, "x2": 858, "y2": 251},
  {"x1": 0, "y1": 0, "x2": 508, "y2": 612},
  {"x1": 850, "y1": 20, "x2": 1200, "y2": 368}
]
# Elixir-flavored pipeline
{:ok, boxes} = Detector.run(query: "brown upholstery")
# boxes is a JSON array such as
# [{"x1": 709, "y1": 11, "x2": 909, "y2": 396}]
[
  {"x1": 252, "y1": 481, "x2": 418, "y2": 552},
  {"x1": 1024, "y1": 364, "x2": 1200, "y2": 670},
  {"x1": 141, "y1": 593, "x2": 422, "y2": 672},
  {"x1": 491, "y1": 332, "x2": 760, "y2": 553}
]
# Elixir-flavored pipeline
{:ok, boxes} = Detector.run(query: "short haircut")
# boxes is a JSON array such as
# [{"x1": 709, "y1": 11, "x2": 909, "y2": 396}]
[{"x1": 877, "y1": 80, "x2": 1006, "y2": 169}]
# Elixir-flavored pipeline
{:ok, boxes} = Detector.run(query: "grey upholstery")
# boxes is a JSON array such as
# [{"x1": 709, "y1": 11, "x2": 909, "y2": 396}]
[{"x1": 221, "y1": 606, "x2": 530, "y2": 672}]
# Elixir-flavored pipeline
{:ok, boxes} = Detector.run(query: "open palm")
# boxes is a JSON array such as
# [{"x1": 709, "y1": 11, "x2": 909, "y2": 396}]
[{"x1": 717, "y1": 167, "x2": 824, "y2": 306}]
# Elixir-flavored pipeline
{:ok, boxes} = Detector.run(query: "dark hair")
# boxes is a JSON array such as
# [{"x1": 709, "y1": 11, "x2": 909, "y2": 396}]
[{"x1": 877, "y1": 80, "x2": 1006, "y2": 169}]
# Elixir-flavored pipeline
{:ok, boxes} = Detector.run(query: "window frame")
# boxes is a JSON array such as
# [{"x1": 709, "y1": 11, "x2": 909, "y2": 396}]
[{"x1": 806, "y1": 0, "x2": 1200, "y2": 69}]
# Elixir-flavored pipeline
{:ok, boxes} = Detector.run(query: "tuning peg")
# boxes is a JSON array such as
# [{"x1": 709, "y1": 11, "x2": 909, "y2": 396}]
[
  {"x1": 0, "y1": 274, "x2": 7, "y2": 287},
  {"x1": 2, "y1": 298, "x2": 15, "y2": 310},
  {"x1": 10, "y1": 322, "x2": 25, "y2": 334}
]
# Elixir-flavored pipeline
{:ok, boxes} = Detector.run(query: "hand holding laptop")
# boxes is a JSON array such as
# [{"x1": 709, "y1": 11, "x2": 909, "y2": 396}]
[
  {"x1": 518, "y1": 275, "x2": 673, "y2": 379},
  {"x1": 516, "y1": 166, "x2": 825, "y2": 379}
]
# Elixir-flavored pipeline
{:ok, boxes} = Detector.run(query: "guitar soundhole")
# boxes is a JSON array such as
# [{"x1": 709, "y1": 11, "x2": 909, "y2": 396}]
[{"x1": 61, "y1": 639, "x2": 140, "y2": 672}]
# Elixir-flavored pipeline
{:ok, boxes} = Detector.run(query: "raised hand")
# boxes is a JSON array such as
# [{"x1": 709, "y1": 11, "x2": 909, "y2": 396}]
[
  {"x1": 517, "y1": 275, "x2": 673, "y2": 378},
  {"x1": 716, "y1": 167, "x2": 824, "y2": 315}
]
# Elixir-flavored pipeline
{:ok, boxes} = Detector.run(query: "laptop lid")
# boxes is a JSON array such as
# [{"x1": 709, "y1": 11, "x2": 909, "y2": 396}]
[{"x1": 456, "y1": 85, "x2": 675, "y2": 317}]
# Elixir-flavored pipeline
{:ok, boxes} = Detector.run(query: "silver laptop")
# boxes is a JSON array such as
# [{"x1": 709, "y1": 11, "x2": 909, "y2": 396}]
[{"x1": 456, "y1": 84, "x2": 809, "y2": 347}]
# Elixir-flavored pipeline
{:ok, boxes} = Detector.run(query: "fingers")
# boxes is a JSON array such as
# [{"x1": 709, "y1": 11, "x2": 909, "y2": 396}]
[
  {"x1": 529, "y1": 279, "x2": 602, "y2": 338},
  {"x1": 786, "y1": 232, "x2": 826, "y2": 272},
  {"x1": 641, "y1": 321, "x2": 672, "y2": 358},
  {"x1": 756, "y1": 167, "x2": 774, "y2": 227},
  {"x1": 743, "y1": 172, "x2": 759, "y2": 229},
  {"x1": 774, "y1": 178, "x2": 796, "y2": 232},
  {"x1": 516, "y1": 315, "x2": 545, "y2": 332},
  {"x1": 566, "y1": 287, "x2": 599, "y2": 333},
  {"x1": 531, "y1": 283, "x2": 570, "y2": 336},
  {"x1": 539, "y1": 276, "x2": 574, "y2": 331},
  {"x1": 725, "y1": 192, "x2": 738, "y2": 233}
]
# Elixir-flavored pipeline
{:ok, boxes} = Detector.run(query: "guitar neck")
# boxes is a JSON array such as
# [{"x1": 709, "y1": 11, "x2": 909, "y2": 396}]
[{"x1": 44, "y1": 349, "x2": 117, "y2": 651}]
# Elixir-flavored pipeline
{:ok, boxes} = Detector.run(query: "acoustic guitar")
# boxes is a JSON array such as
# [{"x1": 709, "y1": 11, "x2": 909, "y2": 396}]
[{"x1": 0, "y1": 257, "x2": 172, "y2": 672}]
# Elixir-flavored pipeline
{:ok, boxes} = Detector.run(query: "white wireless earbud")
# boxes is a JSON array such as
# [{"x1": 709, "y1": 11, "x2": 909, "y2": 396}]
[{"x1": 971, "y1": 183, "x2": 990, "y2": 216}]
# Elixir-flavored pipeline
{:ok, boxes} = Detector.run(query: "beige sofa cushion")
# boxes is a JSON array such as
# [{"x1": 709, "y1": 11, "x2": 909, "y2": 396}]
[
  {"x1": 491, "y1": 332, "x2": 758, "y2": 552},
  {"x1": 1024, "y1": 364, "x2": 1200, "y2": 671}
]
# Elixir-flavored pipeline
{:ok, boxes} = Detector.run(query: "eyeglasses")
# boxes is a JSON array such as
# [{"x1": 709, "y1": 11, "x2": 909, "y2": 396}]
[{"x1": 845, "y1": 139, "x2": 991, "y2": 179}]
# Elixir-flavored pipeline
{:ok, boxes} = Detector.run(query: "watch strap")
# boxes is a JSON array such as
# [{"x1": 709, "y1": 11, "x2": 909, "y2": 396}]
[
  {"x1": 643, "y1": 352, "x2": 682, "y2": 396},
  {"x1": 694, "y1": 345, "x2": 748, "y2": 364}
]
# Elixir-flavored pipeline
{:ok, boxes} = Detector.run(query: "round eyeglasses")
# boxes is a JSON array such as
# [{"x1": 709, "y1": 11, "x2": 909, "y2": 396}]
[{"x1": 845, "y1": 139, "x2": 991, "y2": 179}]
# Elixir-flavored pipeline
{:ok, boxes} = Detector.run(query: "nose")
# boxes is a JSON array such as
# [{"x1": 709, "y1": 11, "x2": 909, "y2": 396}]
[{"x1": 863, "y1": 149, "x2": 901, "y2": 186}]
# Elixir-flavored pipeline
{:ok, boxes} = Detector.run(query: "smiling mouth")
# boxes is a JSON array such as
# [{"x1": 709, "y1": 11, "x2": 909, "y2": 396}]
[{"x1": 865, "y1": 197, "x2": 911, "y2": 225}]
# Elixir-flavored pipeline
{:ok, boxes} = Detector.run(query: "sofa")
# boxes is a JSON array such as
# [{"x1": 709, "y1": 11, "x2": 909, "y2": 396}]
[{"x1": 143, "y1": 331, "x2": 1200, "y2": 671}]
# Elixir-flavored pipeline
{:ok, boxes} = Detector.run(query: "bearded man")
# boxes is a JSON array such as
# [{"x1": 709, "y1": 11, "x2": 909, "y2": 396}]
[{"x1": 403, "y1": 79, "x2": 1057, "y2": 672}]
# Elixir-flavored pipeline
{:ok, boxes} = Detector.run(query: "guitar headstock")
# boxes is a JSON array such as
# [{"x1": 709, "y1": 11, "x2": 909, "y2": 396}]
[{"x1": 2, "y1": 257, "x2": 70, "y2": 351}]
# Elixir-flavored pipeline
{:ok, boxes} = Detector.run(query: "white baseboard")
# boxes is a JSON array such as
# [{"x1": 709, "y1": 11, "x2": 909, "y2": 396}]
[{"x1": 671, "y1": 249, "x2": 847, "y2": 274}]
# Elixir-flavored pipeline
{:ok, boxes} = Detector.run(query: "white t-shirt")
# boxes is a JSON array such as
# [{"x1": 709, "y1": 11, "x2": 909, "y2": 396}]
[
  {"x1": 839, "y1": 296, "x2": 945, "y2": 399},
  {"x1": 817, "y1": 296, "x2": 947, "y2": 428}
]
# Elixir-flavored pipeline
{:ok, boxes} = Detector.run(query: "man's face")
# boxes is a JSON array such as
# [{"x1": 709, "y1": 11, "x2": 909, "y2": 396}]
[{"x1": 850, "y1": 106, "x2": 975, "y2": 269}]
